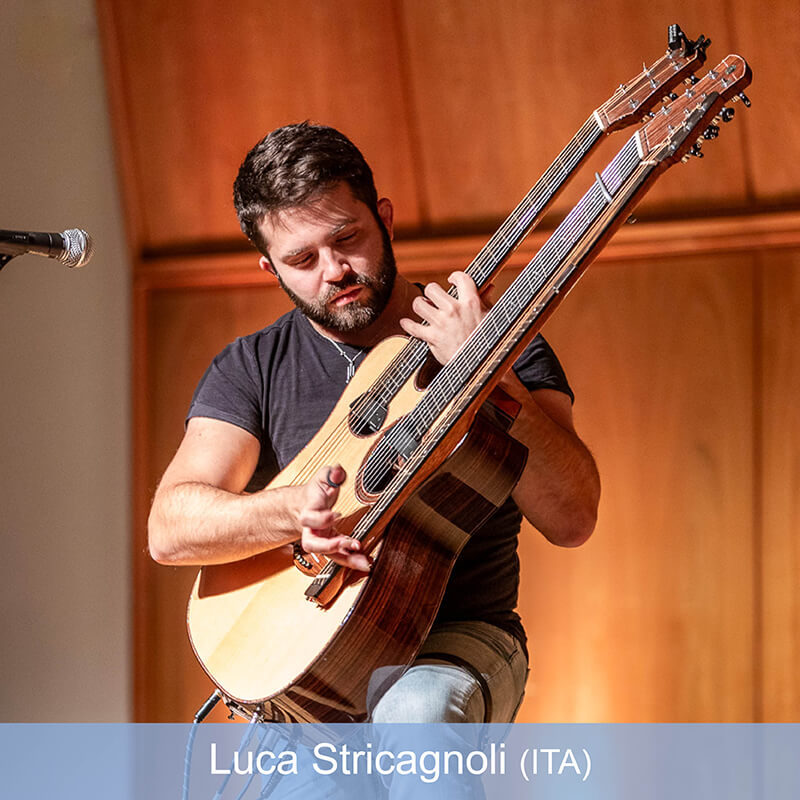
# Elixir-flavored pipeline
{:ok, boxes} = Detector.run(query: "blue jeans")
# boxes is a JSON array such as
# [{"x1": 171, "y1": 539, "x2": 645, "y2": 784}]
[
  {"x1": 369, "y1": 620, "x2": 528, "y2": 724},
  {"x1": 252, "y1": 621, "x2": 528, "y2": 798}
]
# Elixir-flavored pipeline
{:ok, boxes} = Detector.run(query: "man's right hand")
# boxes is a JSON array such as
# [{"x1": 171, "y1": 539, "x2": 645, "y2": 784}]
[{"x1": 297, "y1": 464, "x2": 371, "y2": 572}]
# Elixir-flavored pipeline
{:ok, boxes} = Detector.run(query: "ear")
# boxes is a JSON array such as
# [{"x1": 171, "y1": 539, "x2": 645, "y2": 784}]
[
  {"x1": 376, "y1": 197, "x2": 394, "y2": 240},
  {"x1": 259, "y1": 255, "x2": 276, "y2": 274}
]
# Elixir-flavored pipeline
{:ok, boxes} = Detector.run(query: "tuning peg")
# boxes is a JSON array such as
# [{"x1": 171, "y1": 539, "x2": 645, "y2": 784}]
[
  {"x1": 720, "y1": 107, "x2": 735, "y2": 122},
  {"x1": 703, "y1": 124, "x2": 720, "y2": 140},
  {"x1": 689, "y1": 74, "x2": 700, "y2": 85},
  {"x1": 688, "y1": 143, "x2": 704, "y2": 158},
  {"x1": 668, "y1": 91, "x2": 678, "y2": 101},
  {"x1": 737, "y1": 92, "x2": 751, "y2": 107}
]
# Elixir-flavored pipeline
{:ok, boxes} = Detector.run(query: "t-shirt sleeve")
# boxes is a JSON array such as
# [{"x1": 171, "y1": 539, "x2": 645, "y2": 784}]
[
  {"x1": 186, "y1": 337, "x2": 263, "y2": 439},
  {"x1": 511, "y1": 333, "x2": 574, "y2": 403}
]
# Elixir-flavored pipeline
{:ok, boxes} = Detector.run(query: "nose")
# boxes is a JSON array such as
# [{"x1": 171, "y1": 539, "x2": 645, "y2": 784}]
[{"x1": 319, "y1": 248, "x2": 351, "y2": 283}]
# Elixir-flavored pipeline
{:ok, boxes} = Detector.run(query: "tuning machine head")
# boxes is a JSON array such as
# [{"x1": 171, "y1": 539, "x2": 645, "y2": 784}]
[
  {"x1": 703, "y1": 124, "x2": 720, "y2": 140},
  {"x1": 720, "y1": 107, "x2": 735, "y2": 122}
]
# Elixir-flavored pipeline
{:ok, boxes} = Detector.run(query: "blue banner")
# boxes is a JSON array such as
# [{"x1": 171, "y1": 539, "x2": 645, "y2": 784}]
[{"x1": 0, "y1": 723, "x2": 797, "y2": 798}]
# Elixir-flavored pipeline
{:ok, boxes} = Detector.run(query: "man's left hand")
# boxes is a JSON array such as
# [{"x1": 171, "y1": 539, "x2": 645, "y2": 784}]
[{"x1": 399, "y1": 272, "x2": 494, "y2": 365}]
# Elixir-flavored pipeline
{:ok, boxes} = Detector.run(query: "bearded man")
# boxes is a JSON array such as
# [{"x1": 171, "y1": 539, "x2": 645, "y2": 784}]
[{"x1": 148, "y1": 122, "x2": 600, "y2": 724}]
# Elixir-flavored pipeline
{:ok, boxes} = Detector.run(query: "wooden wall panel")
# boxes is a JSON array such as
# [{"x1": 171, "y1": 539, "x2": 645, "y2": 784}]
[
  {"x1": 97, "y1": 0, "x2": 793, "y2": 257},
  {"x1": 514, "y1": 252, "x2": 757, "y2": 722},
  {"x1": 760, "y1": 249, "x2": 800, "y2": 721},
  {"x1": 351, "y1": 0, "x2": 748, "y2": 227},
  {"x1": 730, "y1": 0, "x2": 800, "y2": 201},
  {"x1": 100, "y1": 0, "x2": 421, "y2": 249}
]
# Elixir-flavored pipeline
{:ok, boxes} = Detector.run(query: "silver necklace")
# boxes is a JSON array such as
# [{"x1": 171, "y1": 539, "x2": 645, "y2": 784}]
[{"x1": 316, "y1": 330, "x2": 365, "y2": 383}]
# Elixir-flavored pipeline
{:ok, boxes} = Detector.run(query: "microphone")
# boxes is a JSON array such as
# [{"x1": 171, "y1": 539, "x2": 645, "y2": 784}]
[{"x1": 0, "y1": 228, "x2": 95, "y2": 268}]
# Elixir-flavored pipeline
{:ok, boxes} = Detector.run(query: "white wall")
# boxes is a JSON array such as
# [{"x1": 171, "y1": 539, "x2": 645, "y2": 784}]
[{"x1": 0, "y1": 0, "x2": 130, "y2": 720}]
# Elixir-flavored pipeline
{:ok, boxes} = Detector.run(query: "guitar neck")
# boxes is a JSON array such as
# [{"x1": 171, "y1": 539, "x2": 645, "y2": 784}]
[
  {"x1": 364, "y1": 33, "x2": 707, "y2": 412},
  {"x1": 371, "y1": 116, "x2": 605, "y2": 408},
  {"x1": 464, "y1": 116, "x2": 604, "y2": 290},
  {"x1": 353, "y1": 135, "x2": 656, "y2": 539}
]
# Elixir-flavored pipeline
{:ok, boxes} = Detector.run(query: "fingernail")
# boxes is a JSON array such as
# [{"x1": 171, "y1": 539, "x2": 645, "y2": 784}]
[{"x1": 325, "y1": 469, "x2": 343, "y2": 488}]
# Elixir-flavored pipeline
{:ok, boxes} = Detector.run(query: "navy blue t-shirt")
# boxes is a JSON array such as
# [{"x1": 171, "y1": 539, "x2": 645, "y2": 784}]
[{"x1": 188, "y1": 307, "x2": 573, "y2": 652}]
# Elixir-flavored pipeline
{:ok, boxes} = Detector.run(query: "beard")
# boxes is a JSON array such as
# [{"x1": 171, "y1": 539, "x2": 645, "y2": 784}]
[{"x1": 276, "y1": 227, "x2": 397, "y2": 333}]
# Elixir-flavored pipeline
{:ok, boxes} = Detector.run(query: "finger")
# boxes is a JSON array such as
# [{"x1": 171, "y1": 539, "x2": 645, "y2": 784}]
[
  {"x1": 298, "y1": 508, "x2": 341, "y2": 530},
  {"x1": 399, "y1": 316, "x2": 430, "y2": 340},
  {"x1": 330, "y1": 535, "x2": 372, "y2": 573},
  {"x1": 303, "y1": 531, "x2": 372, "y2": 571},
  {"x1": 328, "y1": 551, "x2": 372, "y2": 572},
  {"x1": 448, "y1": 272, "x2": 480, "y2": 304},
  {"x1": 302, "y1": 530, "x2": 360, "y2": 554},
  {"x1": 423, "y1": 280, "x2": 454, "y2": 307},
  {"x1": 325, "y1": 464, "x2": 346, "y2": 487},
  {"x1": 410, "y1": 294, "x2": 442, "y2": 325},
  {"x1": 306, "y1": 464, "x2": 347, "y2": 511}
]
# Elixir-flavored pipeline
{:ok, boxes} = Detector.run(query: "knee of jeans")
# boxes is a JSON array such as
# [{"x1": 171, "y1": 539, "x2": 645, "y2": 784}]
[{"x1": 370, "y1": 665, "x2": 484, "y2": 724}]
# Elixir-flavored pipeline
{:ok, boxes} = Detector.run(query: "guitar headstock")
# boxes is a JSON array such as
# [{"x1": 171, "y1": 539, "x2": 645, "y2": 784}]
[
  {"x1": 636, "y1": 54, "x2": 752, "y2": 166},
  {"x1": 596, "y1": 24, "x2": 711, "y2": 132}
]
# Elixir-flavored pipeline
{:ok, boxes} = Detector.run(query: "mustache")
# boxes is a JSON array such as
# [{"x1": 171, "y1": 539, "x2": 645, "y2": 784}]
[{"x1": 321, "y1": 273, "x2": 370, "y2": 302}]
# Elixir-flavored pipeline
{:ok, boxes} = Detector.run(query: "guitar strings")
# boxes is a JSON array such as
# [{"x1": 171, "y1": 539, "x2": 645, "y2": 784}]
[
  {"x1": 357, "y1": 66, "x2": 737, "y2": 494},
  {"x1": 348, "y1": 148, "x2": 651, "y2": 547},
  {"x1": 289, "y1": 51, "x2": 691, "y2": 505},
  {"x1": 352, "y1": 137, "x2": 644, "y2": 503},
  {"x1": 293, "y1": 129, "x2": 636, "y2": 498},
  {"x1": 284, "y1": 117, "x2": 605, "y2": 490}
]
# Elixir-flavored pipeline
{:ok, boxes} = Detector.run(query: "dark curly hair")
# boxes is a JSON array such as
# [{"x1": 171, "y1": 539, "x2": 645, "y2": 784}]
[{"x1": 233, "y1": 122, "x2": 380, "y2": 257}]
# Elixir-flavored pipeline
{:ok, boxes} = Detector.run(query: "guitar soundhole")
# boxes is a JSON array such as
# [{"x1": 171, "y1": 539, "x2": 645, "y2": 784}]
[
  {"x1": 348, "y1": 393, "x2": 388, "y2": 436},
  {"x1": 358, "y1": 421, "x2": 420, "y2": 498}
]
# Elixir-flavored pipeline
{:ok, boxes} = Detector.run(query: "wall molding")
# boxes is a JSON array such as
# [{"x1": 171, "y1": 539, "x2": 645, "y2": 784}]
[{"x1": 134, "y1": 209, "x2": 800, "y2": 291}]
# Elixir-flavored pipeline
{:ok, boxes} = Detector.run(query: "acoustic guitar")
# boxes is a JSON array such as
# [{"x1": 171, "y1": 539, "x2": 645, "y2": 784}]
[{"x1": 187, "y1": 47, "x2": 750, "y2": 724}]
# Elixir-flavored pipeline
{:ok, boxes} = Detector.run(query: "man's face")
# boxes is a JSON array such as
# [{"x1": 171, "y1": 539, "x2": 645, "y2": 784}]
[{"x1": 258, "y1": 183, "x2": 396, "y2": 334}]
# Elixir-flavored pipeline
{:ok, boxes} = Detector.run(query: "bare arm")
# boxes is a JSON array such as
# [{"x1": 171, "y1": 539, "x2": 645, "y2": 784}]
[
  {"x1": 147, "y1": 418, "x2": 302, "y2": 565},
  {"x1": 501, "y1": 379, "x2": 600, "y2": 546},
  {"x1": 148, "y1": 418, "x2": 369, "y2": 570}
]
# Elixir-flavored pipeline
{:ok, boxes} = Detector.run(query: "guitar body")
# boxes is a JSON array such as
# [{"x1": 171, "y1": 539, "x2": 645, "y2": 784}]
[{"x1": 187, "y1": 337, "x2": 528, "y2": 722}]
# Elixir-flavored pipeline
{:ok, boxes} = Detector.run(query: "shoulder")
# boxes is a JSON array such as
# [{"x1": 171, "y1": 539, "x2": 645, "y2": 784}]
[
  {"x1": 207, "y1": 308, "x2": 313, "y2": 376},
  {"x1": 512, "y1": 333, "x2": 574, "y2": 402},
  {"x1": 227, "y1": 307, "x2": 305, "y2": 356}
]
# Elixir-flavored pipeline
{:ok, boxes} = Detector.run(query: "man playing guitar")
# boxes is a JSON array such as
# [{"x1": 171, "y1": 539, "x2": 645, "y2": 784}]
[{"x1": 148, "y1": 122, "x2": 600, "y2": 724}]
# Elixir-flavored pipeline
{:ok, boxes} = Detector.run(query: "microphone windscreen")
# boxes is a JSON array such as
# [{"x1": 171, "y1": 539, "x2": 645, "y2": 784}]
[{"x1": 61, "y1": 229, "x2": 94, "y2": 268}]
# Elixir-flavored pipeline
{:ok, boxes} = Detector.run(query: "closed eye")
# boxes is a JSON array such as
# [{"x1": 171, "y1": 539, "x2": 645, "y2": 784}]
[{"x1": 286, "y1": 252, "x2": 314, "y2": 268}]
